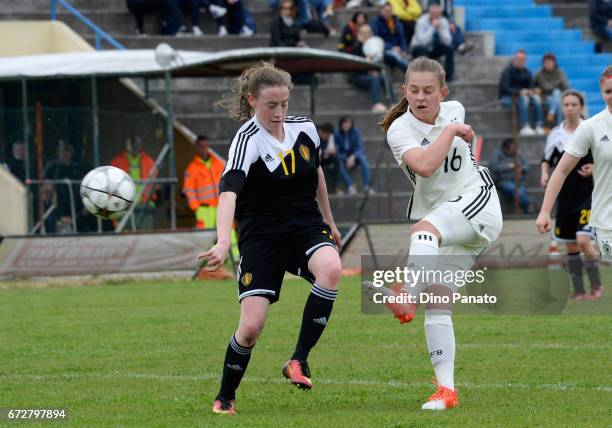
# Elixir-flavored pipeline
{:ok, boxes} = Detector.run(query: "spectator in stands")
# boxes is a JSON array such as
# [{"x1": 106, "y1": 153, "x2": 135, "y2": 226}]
[
  {"x1": 126, "y1": 0, "x2": 188, "y2": 35},
  {"x1": 345, "y1": 23, "x2": 389, "y2": 113},
  {"x1": 370, "y1": 2, "x2": 409, "y2": 72},
  {"x1": 270, "y1": 0, "x2": 306, "y2": 47},
  {"x1": 448, "y1": 19, "x2": 474, "y2": 55},
  {"x1": 489, "y1": 138, "x2": 532, "y2": 214},
  {"x1": 499, "y1": 49, "x2": 545, "y2": 136},
  {"x1": 268, "y1": 0, "x2": 332, "y2": 36},
  {"x1": 318, "y1": 123, "x2": 341, "y2": 194},
  {"x1": 337, "y1": 11, "x2": 368, "y2": 53},
  {"x1": 335, "y1": 116, "x2": 373, "y2": 195},
  {"x1": 388, "y1": 0, "x2": 421, "y2": 48},
  {"x1": 535, "y1": 52, "x2": 569, "y2": 127},
  {"x1": 177, "y1": 0, "x2": 204, "y2": 35},
  {"x1": 308, "y1": 0, "x2": 336, "y2": 36},
  {"x1": 410, "y1": 3, "x2": 454, "y2": 81},
  {"x1": 215, "y1": 0, "x2": 256, "y2": 36},
  {"x1": 111, "y1": 136, "x2": 158, "y2": 230},
  {"x1": 42, "y1": 141, "x2": 87, "y2": 233},
  {"x1": 589, "y1": 0, "x2": 612, "y2": 41},
  {"x1": 6, "y1": 140, "x2": 26, "y2": 183}
]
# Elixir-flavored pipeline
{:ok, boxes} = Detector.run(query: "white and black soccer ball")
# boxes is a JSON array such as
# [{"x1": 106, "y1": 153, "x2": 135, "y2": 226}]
[{"x1": 80, "y1": 166, "x2": 136, "y2": 220}]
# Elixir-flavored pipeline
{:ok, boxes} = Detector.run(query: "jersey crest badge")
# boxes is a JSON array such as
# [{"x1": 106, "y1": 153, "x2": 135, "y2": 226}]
[
  {"x1": 603, "y1": 241, "x2": 612, "y2": 256},
  {"x1": 241, "y1": 272, "x2": 253, "y2": 286},
  {"x1": 299, "y1": 144, "x2": 310, "y2": 161}
]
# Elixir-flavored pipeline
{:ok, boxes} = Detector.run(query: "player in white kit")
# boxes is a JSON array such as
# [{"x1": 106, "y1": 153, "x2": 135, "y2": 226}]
[
  {"x1": 537, "y1": 66, "x2": 612, "y2": 270},
  {"x1": 379, "y1": 57, "x2": 503, "y2": 410}
]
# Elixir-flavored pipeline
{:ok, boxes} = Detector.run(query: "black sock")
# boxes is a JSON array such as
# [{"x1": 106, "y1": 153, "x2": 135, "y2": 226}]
[
  {"x1": 583, "y1": 257, "x2": 602, "y2": 290},
  {"x1": 217, "y1": 335, "x2": 253, "y2": 401},
  {"x1": 292, "y1": 283, "x2": 337, "y2": 361},
  {"x1": 567, "y1": 252, "x2": 585, "y2": 295}
]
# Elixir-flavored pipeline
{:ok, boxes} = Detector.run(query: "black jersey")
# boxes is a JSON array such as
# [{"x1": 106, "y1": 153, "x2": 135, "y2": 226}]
[
  {"x1": 543, "y1": 122, "x2": 594, "y2": 213},
  {"x1": 219, "y1": 115, "x2": 323, "y2": 241}
]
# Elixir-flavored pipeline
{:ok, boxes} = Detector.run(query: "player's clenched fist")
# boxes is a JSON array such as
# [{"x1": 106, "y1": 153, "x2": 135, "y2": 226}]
[{"x1": 453, "y1": 123, "x2": 474, "y2": 144}]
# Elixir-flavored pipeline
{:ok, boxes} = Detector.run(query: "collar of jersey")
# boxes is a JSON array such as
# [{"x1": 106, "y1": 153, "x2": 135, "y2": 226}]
[
  {"x1": 405, "y1": 104, "x2": 448, "y2": 135},
  {"x1": 253, "y1": 116, "x2": 289, "y2": 146}
]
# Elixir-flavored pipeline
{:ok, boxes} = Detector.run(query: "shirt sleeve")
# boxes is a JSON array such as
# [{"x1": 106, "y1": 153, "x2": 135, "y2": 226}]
[
  {"x1": 387, "y1": 123, "x2": 420, "y2": 166},
  {"x1": 564, "y1": 120, "x2": 592, "y2": 158},
  {"x1": 219, "y1": 130, "x2": 259, "y2": 195}
]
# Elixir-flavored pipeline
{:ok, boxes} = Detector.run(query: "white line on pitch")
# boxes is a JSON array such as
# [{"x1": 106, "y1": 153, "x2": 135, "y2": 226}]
[{"x1": 2, "y1": 372, "x2": 610, "y2": 393}]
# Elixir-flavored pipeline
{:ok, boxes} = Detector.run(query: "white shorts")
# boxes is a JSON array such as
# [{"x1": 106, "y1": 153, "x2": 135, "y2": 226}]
[
  {"x1": 594, "y1": 227, "x2": 612, "y2": 262},
  {"x1": 422, "y1": 186, "x2": 503, "y2": 273}
]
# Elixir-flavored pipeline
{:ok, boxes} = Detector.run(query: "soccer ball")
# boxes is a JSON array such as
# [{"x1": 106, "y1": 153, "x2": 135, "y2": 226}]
[{"x1": 80, "y1": 166, "x2": 136, "y2": 220}]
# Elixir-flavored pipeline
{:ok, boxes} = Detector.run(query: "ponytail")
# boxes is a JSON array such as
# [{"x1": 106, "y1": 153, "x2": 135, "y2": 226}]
[{"x1": 379, "y1": 97, "x2": 409, "y2": 133}]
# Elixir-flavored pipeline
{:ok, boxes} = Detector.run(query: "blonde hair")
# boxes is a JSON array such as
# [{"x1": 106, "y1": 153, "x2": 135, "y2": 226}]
[
  {"x1": 217, "y1": 62, "x2": 293, "y2": 121},
  {"x1": 379, "y1": 57, "x2": 446, "y2": 132},
  {"x1": 600, "y1": 65, "x2": 612, "y2": 86}
]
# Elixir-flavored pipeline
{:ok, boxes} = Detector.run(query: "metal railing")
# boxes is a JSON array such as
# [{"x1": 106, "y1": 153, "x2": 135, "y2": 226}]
[{"x1": 50, "y1": 0, "x2": 125, "y2": 50}]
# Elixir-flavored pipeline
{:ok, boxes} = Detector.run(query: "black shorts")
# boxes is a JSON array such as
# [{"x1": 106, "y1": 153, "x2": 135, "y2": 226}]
[
  {"x1": 236, "y1": 222, "x2": 337, "y2": 303},
  {"x1": 554, "y1": 208, "x2": 594, "y2": 242}
]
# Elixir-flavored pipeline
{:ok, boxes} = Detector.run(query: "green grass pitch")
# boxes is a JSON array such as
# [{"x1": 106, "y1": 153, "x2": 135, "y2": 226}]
[{"x1": 1, "y1": 275, "x2": 611, "y2": 427}]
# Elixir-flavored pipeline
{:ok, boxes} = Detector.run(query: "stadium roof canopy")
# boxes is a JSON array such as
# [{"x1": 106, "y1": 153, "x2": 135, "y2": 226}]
[{"x1": 0, "y1": 47, "x2": 381, "y2": 81}]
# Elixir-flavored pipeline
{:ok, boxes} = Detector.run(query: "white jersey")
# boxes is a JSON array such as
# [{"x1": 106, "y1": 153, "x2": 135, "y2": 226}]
[
  {"x1": 564, "y1": 108, "x2": 612, "y2": 229},
  {"x1": 387, "y1": 101, "x2": 493, "y2": 220}
]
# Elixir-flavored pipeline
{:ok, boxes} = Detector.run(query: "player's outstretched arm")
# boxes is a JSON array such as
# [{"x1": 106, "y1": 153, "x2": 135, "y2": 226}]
[
  {"x1": 198, "y1": 191, "x2": 237, "y2": 270},
  {"x1": 402, "y1": 123, "x2": 473, "y2": 177},
  {"x1": 315, "y1": 167, "x2": 342, "y2": 249},
  {"x1": 536, "y1": 153, "x2": 581, "y2": 233}
]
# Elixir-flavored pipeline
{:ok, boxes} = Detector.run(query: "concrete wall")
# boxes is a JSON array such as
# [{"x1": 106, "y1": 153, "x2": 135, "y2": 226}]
[
  {"x1": 0, "y1": 21, "x2": 92, "y2": 56},
  {"x1": 0, "y1": 167, "x2": 27, "y2": 235}
]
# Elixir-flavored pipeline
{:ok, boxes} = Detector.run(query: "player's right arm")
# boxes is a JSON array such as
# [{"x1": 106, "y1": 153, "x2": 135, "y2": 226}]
[
  {"x1": 393, "y1": 123, "x2": 473, "y2": 177},
  {"x1": 537, "y1": 120, "x2": 592, "y2": 233},
  {"x1": 199, "y1": 192, "x2": 237, "y2": 270},
  {"x1": 536, "y1": 153, "x2": 581, "y2": 233},
  {"x1": 198, "y1": 125, "x2": 258, "y2": 269}
]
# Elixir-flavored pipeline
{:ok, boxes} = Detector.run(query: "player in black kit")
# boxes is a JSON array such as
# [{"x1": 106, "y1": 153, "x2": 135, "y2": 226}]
[
  {"x1": 199, "y1": 63, "x2": 342, "y2": 415},
  {"x1": 540, "y1": 90, "x2": 602, "y2": 300}
]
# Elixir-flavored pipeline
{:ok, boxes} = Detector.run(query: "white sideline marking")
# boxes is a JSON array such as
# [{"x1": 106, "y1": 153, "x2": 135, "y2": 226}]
[
  {"x1": 2, "y1": 373, "x2": 610, "y2": 393},
  {"x1": 379, "y1": 343, "x2": 610, "y2": 350}
]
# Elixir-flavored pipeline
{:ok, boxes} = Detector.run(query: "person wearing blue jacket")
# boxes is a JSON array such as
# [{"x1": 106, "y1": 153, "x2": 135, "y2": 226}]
[
  {"x1": 334, "y1": 116, "x2": 373, "y2": 195},
  {"x1": 370, "y1": 2, "x2": 409, "y2": 72}
]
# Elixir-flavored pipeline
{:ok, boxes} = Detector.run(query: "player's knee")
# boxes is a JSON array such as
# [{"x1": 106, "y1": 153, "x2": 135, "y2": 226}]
[
  {"x1": 315, "y1": 257, "x2": 342, "y2": 289},
  {"x1": 237, "y1": 321, "x2": 265, "y2": 346},
  {"x1": 576, "y1": 236, "x2": 592, "y2": 253}
]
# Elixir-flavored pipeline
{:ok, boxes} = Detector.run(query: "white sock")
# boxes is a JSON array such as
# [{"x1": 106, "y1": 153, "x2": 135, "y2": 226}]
[
  {"x1": 424, "y1": 309, "x2": 455, "y2": 390},
  {"x1": 406, "y1": 231, "x2": 440, "y2": 294}
]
